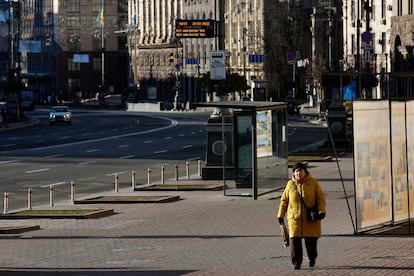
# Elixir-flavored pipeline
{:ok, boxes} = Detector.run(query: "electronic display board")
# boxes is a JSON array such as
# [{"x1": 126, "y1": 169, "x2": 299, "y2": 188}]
[{"x1": 175, "y1": 19, "x2": 215, "y2": 38}]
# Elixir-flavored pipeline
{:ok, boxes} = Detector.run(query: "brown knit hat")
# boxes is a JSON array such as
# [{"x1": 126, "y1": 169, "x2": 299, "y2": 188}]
[{"x1": 292, "y1": 162, "x2": 308, "y2": 173}]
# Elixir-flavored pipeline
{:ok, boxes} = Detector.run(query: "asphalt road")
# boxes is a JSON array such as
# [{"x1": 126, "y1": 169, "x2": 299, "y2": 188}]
[{"x1": 0, "y1": 108, "x2": 327, "y2": 211}]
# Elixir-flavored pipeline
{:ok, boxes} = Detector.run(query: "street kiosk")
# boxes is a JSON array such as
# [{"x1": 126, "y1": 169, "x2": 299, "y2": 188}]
[{"x1": 195, "y1": 101, "x2": 288, "y2": 199}]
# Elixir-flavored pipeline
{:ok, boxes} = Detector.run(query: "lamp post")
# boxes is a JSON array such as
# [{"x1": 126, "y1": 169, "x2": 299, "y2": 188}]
[
  {"x1": 100, "y1": 0, "x2": 105, "y2": 90},
  {"x1": 6, "y1": 0, "x2": 22, "y2": 121}
]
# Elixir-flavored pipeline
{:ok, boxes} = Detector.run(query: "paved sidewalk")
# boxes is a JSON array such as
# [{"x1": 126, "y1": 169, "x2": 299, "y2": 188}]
[{"x1": 0, "y1": 154, "x2": 413, "y2": 275}]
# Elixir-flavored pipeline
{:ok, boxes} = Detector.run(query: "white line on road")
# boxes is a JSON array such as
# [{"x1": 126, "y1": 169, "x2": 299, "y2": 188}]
[
  {"x1": 2, "y1": 144, "x2": 15, "y2": 148},
  {"x1": 154, "y1": 150, "x2": 167, "y2": 154},
  {"x1": 45, "y1": 154, "x2": 64, "y2": 158},
  {"x1": 85, "y1": 149, "x2": 100, "y2": 153},
  {"x1": 78, "y1": 161, "x2": 97, "y2": 165},
  {"x1": 41, "y1": 181, "x2": 67, "y2": 188},
  {"x1": 117, "y1": 144, "x2": 129, "y2": 148},
  {"x1": 29, "y1": 115, "x2": 178, "y2": 151},
  {"x1": 25, "y1": 168, "x2": 50, "y2": 174},
  {"x1": 119, "y1": 155, "x2": 134, "y2": 159},
  {"x1": 106, "y1": 172, "x2": 127, "y2": 176},
  {"x1": 182, "y1": 145, "x2": 192, "y2": 149},
  {"x1": 187, "y1": 157, "x2": 201, "y2": 161},
  {"x1": 0, "y1": 160, "x2": 20, "y2": 164}
]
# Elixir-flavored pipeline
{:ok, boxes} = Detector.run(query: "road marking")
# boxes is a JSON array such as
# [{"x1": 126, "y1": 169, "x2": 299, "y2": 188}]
[
  {"x1": 106, "y1": 172, "x2": 127, "y2": 176},
  {"x1": 154, "y1": 150, "x2": 167, "y2": 154},
  {"x1": 118, "y1": 144, "x2": 129, "y2": 148},
  {"x1": 45, "y1": 154, "x2": 64, "y2": 158},
  {"x1": 41, "y1": 181, "x2": 66, "y2": 188},
  {"x1": 2, "y1": 144, "x2": 15, "y2": 148},
  {"x1": 119, "y1": 155, "x2": 134, "y2": 159},
  {"x1": 144, "y1": 140, "x2": 153, "y2": 143},
  {"x1": 165, "y1": 136, "x2": 172, "y2": 140},
  {"x1": 187, "y1": 157, "x2": 201, "y2": 161},
  {"x1": 28, "y1": 115, "x2": 178, "y2": 151},
  {"x1": 182, "y1": 145, "x2": 192, "y2": 149},
  {"x1": 0, "y1": 160, "x2": 20, "y2": 164},
  {"x1": 25, "y1": 168, "x2": 50, "y2": 174},
  {"x1": 78, "y1": 161, "x2": 97, "y2": 165},
  {"x1": 85, "y1": 149, "x2": 100, "y2": 153}
]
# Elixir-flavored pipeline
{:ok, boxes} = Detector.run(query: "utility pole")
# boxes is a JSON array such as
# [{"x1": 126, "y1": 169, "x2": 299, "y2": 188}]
[
  {"x1": 100, "y1": 0, "x2": 105, "y2": 90},
  {"x1": 356, "y1": 0, "x2": 361, "y2": 97},
  {"x1": 7, "y1": 0, "x2": 22, "y2": 121}
]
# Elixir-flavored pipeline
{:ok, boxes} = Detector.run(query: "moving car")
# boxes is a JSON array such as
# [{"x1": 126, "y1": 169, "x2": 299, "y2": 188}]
[{"x1": 49, "y1": 106, "x2": 72, "y2": 125}]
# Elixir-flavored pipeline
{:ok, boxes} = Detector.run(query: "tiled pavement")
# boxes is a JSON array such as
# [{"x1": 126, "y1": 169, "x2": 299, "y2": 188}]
[{"x1": 0, "y1": 154, "x2": 413, "y2": 275}]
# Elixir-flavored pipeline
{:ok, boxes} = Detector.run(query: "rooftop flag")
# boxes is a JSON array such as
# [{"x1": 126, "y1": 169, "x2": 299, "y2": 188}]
[{"x1": 96, "y1": 0, "x2": 104, "y2": 26}]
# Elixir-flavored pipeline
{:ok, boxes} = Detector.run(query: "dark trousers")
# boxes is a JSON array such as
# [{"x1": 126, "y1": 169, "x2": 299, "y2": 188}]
[{"x1": 290, "y1": 237, "x2": 318, "y2": 267}]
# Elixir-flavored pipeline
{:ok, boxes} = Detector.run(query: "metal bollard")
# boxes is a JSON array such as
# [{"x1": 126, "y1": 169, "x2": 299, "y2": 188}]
[
  {"x1": 49, "y1": 185, "x2": 55, "y2": 207},
  {"x1": 70, "y1": 181, "x2": 76, "y2": 205},
  {"x1": 147, "y1": 168, "x2": 151, "y2": 185},
  {"x1": 161, "y1": 166, "x2": 165, "y2": 184},
  {"x1": 27, "y1": 188, "x2": 32, "y2": 210},
  {"x1": 3, "y1": 192, "x2": 8, "y2": 214},
  {"x1": 131, "y1": 171, "x2": 136, "y2": 191},
  {"x1": 198, "y1": 160, "x2": 202, "y2": 177},
  {"x1": 114, "y1": 173, "x2": 119, "y2": 192},
  {"x1": 186, "y1": 161, "x2": 190, "y2": 179},
  {"x1": 175, "y1": 164, "x2": 179, "y2": 181}
]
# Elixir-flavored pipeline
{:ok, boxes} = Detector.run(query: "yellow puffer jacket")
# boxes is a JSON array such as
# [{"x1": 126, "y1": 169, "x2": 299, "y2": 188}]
[{"x1": 277, "y1": 173, "x2": 326, "y2": 238}]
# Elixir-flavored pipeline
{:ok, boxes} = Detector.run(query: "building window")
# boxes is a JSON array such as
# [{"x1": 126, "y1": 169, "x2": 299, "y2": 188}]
[
  {"x1": 351, "y1": 34, "x2": 355, "y2": 55},
  {"x1": 118, "y1": 36, "x2": 127, "y2": 51},
  {"x1": 93, "y1": 36, "x2": 101, "y2": 51},
  {"x1": 118, "y1": 0, "x2": 128, "y2": 13},
  {"x1": 68, "y1": 58, "x2": 80, "y2": 71},
  {"x1": 68, "y1": 78, "x2": 81, "y2": 95},
  {"x1": 68, "y1": 0, "x2": 80, "y2": 13},
  {"x1": 93, "y1": 0, "x2": 101, "y2": 12},
  {"x1": 67, "y1": 16, "x2": 80, "y2": 29},
  {"x1": 68, "y1": 34, "x2": 81, "y2": 51},
  {"x1": 93, "y1": 58, "x2": 102, "y2": 71}
]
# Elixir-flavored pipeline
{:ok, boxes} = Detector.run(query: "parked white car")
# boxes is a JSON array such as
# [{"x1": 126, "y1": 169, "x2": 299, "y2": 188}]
[{"x1": 49, "y1": 106, "x2": 72, "y2": 125}]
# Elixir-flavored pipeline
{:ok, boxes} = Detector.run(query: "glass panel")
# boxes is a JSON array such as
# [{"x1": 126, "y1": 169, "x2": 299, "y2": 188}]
[
  {"x1": 224, "y1": 112, "x2": 253, "y2": 196},
  {"x1": 256, "y1": 109, "x2": 288, "y2": 196},
  {"x1": 224, "y1": 107, "x2": 288, "y2": 198}
]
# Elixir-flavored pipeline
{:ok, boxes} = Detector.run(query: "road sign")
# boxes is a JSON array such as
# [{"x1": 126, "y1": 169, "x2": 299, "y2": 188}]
[
  {"x1": 248, "y1": 54, "x2": 265, "y2": 63},
  {"x1": 186, "y1": 58, "x2": 198, "y2": 65},
  {"x1": 210, "y1": 51, "x2": 226, "y2": 80},
  {"x1": 175, "y1": 19, "x2": 215, "y2": 38}
]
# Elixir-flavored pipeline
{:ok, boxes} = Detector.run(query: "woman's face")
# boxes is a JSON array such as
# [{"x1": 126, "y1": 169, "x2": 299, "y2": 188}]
[{"x1": 294, "y1": 168, "x2": 306, "y2": 182}]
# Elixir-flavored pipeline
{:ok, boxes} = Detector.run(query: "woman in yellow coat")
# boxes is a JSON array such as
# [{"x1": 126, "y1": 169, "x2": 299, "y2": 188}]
[{"x1": 277, "y1": 162, "x2": 326, "y2": 270}]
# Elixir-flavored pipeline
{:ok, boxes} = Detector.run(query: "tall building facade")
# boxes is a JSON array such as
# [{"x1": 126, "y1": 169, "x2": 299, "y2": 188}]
[
  {"x1": 129, "y1": 0, "x2": 181, "y2": 105},
  {"x1": 18, "y1": 0, "x2": 129, "y2": 104},
  {"x1": 342, "y1": 0, "x2": 392, "y2": 99},
  {"x1": 129, "y1": 0, "x2": 221, "y2": 107}
]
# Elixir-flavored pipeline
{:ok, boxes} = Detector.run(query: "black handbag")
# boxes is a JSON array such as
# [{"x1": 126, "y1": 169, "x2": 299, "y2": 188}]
[
  {"x1": 296, "y1": 184, "x2": 320, "y2": 221},
  {"x1": 306, "y1": 205, "x2": 319, "y2": 221}
]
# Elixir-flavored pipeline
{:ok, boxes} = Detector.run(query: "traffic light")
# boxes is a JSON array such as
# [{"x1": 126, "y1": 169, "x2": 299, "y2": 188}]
[{"x1": 168, "y1": 53, "x2": 174, "y2": 63}]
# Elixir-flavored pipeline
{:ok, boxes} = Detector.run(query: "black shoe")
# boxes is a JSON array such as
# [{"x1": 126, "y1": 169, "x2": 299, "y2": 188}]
[
  {"x1": 309, "y1": 259, "x2": 315, "y2": 267},
  {"x1": 294, "y1": 264, "x2": 301, "y2": 270}
]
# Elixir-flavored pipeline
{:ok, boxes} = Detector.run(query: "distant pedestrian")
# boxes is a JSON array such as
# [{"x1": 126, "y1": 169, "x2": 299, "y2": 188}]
[{"x1": 277, "y1": 162, "x2": 326, "y2": 270}]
